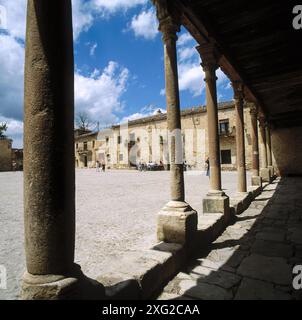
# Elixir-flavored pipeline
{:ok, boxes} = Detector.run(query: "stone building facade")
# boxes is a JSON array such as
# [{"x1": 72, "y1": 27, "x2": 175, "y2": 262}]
[
  {"x1": 75, "y1": 102, "x2": 253, "y2": 171},
  {"x1": 0, "y1": 137, "x2": 12, "y2": 171}
]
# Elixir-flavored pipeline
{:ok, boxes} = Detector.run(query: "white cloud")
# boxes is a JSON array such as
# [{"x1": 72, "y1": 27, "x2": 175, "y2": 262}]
[
  {"x1": 0, "y1": 34, "x2": 24, "y2": 121},
  {"x1": 89, "y1": 42, "x2": 98, "y2": 56},
  {"x1": 128, "y1": 8, "x2": 158, "y2": 40},
  {"x1": 0, "y1": 0, "x2": 26, "y2": 39},
  {"x1": 178, "y1": 33, "x2": 194, "y2": 46},
  {"x1": 178, "y1": 46, "x2": 197, "y2": 62},
  {"x1": 178, "y1": 62, "x2": 204, "y2": 97},
  {"x1": 72, "y1": 0, "x2": 94, "y2": 40},
  {"x1": 159, "y1": 31, "x2": 229, "y2": 98},
  {"x1": 0, "y1": 0, "x2": 94, "y2": 41},
  {"x1": 0, "y1": 116, "x2": 23, "y2": 148},
  {"x1": 92, "y1": 0, "x2": 148, "y2": 14},
  {"x1": 0, "y1": 0, "x2": 149, "y2": 41},
  {"x1": 120, "y1": 105, "x2": 166, "y2": 123},
  {"x1": 75, "y1": 61, "x2": 130, "y2": 126}
]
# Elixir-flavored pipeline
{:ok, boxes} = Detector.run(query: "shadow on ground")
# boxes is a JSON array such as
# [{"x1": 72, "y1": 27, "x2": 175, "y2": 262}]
[{"x1": 158, "y1": 177, "x2": 302, "y2": 300}]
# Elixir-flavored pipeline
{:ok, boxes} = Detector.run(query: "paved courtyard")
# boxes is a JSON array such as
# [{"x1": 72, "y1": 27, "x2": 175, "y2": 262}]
[
  {"x1": 158, "y1": 177, "x2": 302, "y2": 300},
  {"x1": 0, "y1": 169, "x2": 249, "y2": 299}
]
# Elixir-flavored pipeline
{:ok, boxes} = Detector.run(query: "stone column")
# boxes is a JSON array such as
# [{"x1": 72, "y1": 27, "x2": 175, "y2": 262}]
[
  {"x1": 21, "y1": 1, "x2": 80, "y2": 299},
  {"x1": 196, "y1": 43, "x2": 229, "y2": 216},
  {"x1": 265, "y1": 123, "x2": 274, "y2": 177},
  {"x1": 259, "y1": 116, "x2": 270, "y2": 182},
  {"x1": 249, "y1": 104, "x2": 262, "y2": 187},
  {"x1": 153, "y1": 0, "x2": 197, "y2": 247},
  {"x1": 232, "y1": 81, "x2": 247, "y2": 193}
]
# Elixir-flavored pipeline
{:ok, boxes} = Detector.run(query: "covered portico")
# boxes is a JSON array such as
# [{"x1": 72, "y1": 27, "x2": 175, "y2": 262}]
[{"x1": 21, "y1": 0, "x2": 302, "y2": 299}]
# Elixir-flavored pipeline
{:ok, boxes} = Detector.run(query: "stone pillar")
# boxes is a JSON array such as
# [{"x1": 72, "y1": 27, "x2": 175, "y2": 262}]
[
  {"x1": 249, "y1": 104, "x2": 262, "y2": 187},
  {"x1": 21, "y1": 1, "x2": 82, "y2": 299},
  {"x1": 153, "y1": 0, "x2": 197, "y2": 247},
  {"x1": 232, "y1": 81, "x2": 247, "y2": 193},
  {"x1": 259, "y1": 116, "x2": 270, "y2": 182},
  {"x1": 196, "y1": 43, "x2": 229, "y2": 216},
  {"x1": 265, "y1": 123, "x2": 274, "y2": 177}
]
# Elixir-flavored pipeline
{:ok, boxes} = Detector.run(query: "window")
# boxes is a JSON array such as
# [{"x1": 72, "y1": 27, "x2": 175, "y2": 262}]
[
  {"x1": 106, "y1": 137, "x2": 109, "y2": 145},
  {"x1": 221, "y1": 150, "x2": 232, "y2": 164},
  {"x1": 92, "y1": 140, "x2": 95, "y2": 148},
  {"x1": 219, "y1": 120, "x2": 230, "y2": 135},
  {"x1": 119, "y1": 154, "x2": 123, "y2": 161},
  {"x1": 118, "y1": 136, "x2": 122, "y2": 144},
  {"x1": 76, "y1": 143, "x2": 78, "y2": 149},
  {"x1": 83, "y1": 142, "x2": 87, "y2": 151}
]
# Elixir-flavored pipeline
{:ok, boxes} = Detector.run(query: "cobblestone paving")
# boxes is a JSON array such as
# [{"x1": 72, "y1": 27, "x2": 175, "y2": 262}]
[
  {"x1": 0, "y1": 170, "x2": 248, "y2": 300},
  {"x1": 158, "y1": 177, "x2": 302, "y2": 300}
]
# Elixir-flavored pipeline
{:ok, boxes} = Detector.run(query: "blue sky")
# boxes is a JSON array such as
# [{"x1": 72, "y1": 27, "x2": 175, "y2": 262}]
[{"x1": 0, "y1": 0, "x2": 233, "y2": 147}]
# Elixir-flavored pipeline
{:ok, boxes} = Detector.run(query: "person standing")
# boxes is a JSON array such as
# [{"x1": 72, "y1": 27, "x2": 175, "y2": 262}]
[{"x1": 205, "y1": 157, "x2": 210, "y2": 177}]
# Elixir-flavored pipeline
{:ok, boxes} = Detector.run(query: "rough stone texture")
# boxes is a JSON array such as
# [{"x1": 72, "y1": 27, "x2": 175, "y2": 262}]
[
  {"x1": 158, "y1": 177, "x2": 302, "y2": 300},
  {"x1": 235, "y1": 278, "x2": 291, "y2": 300},
  {"x1": 233, "y1": 84, "x2": 247, "y2": 193},
  {"x1": 237, "y1": 254, "x2": 292, "y2": 285},
  {"x1": 260, "y1": 168, "x2": 271, "y2": 183},
  {"x1": 0, "y1": 139, "x2": 12, "y2": 172},
  {"x1": 249, "y1": 105, "x2": 260, "y2": 178},
  {"x1": 179, "y1": 279, "x2": 233, "y2": 300},
  {"x1": 251, "y1": 240, "x2": 293, "y2": 258},
  {"x1": 21, "y1": 276, "x2": 79, "y2": 300},
  {"x1": 251, "y1": 176, "x2": 262, "y2": 187},
  {"x1": 255, "y1": 232, "x2": 286, "y2": 242},
  {"x1": 158, "y1": 10, "x2": 185, "y2": 203},
  {"x1": 23, "y1": 1, "x2": 75, "y2": 278},
  {"x1": 197, "y1": 43, "x2": 223, "y2": 192},
  {"x1": 272, "y1": 126, "x2": 302, "y2": 176},
  {"x1": 203, "y1": 194, "x2": 230, "y2": 215},
  {"x1": 157, "y1": 202, "x2": 197, "y2": 245}
]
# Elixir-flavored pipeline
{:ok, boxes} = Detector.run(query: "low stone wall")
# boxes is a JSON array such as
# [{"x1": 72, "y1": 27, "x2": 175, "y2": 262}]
[{"x1": 95, "y1": 183, "x2": 266, "y2": 300}]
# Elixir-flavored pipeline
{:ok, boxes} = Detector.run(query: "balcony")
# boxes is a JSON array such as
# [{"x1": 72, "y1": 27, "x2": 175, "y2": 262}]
[
  {"x1": 77, "y1": 148, "x2": 92, "y2": 155},
  {"x1": 219, "y1": 124, "x2": 235, "y2": 137}
]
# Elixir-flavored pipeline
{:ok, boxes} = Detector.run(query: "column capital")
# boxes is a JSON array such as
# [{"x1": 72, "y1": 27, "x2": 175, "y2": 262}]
[
  {"x1": 249, "y1": 103, "x2": 258, "y2": 116},
  {"x1": 258, "y1": 114, "x2": 267, "y2": 127},
  {"x1": 152, "y1": 0, "x2": 180, "y2": 43},
  {"x1": 231, "y1": 80, "x2": 244, "y2": 100},
  {"x1": 196, "y1": 42, "x2": 221, "y2": 72}
]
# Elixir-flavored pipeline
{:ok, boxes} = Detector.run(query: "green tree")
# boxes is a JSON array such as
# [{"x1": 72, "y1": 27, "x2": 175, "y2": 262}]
[{"x1": 0, "y1": 122, "x2": 8, "y2": 138}]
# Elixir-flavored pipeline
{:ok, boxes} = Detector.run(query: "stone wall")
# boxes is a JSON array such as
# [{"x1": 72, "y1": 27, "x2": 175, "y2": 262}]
[
  {"x1": 74, "y1": 104, "x2": 254, "y2": 171},
  {"x1": 0, "y1": 138, "x2": 12, "y2": 171},
  {"x1": 271, "y1": 126, "x2": 302, "y2": 176}
]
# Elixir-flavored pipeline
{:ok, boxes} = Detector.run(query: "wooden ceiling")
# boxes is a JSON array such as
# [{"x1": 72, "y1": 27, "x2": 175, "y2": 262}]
[{"x1": 176, "y1": 0, "x2": 302, "y2": 128}]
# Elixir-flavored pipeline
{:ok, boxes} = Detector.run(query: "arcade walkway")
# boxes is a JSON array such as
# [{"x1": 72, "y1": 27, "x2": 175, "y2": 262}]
[{"x1": 158, "y1": 177, "x2": 302, "y2": 300}]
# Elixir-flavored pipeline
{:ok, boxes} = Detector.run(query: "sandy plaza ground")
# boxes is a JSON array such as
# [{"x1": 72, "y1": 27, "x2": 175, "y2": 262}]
[{"x1": 0, "y1": 169, "x2": 250, "y2": 299}]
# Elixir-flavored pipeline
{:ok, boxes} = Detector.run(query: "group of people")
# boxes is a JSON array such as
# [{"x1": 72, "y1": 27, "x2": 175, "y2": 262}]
[
  {"x1": 96, "y1": 161, "x2": 106, "y2": 172},
  {"x1": 137, "y1": 161, "x2": 164, "y2": 171},
  {"x1": 95, "y1": 158, "x2": 210, "y2": 175}
]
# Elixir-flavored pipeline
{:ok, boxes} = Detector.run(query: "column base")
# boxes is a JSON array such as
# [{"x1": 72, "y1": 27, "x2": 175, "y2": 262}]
[
  {"x1": 157, "y1": 201, "x2": 197, "y2": 246},
  {"x1": 21, "y1": 272, "x2": 79, "y2": 300},
  {"x1": 268, "y1": 165, "x2": 274, "y2": 178},
  {"x1": 251, "y1": 176, "x2": 262, "y2": 187},
  {"x1": 260, "y1": 168, "x2": 271, "y2": 183},
  {"x1": 203, "y1": 190, "x2": 230, "y2": 216},
  {"x1": 21, "y1": 265, "x2": 106, "y2": 300},
  {"x1": 230, "y1": 192, "x2": 252, "y2": 215}
]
